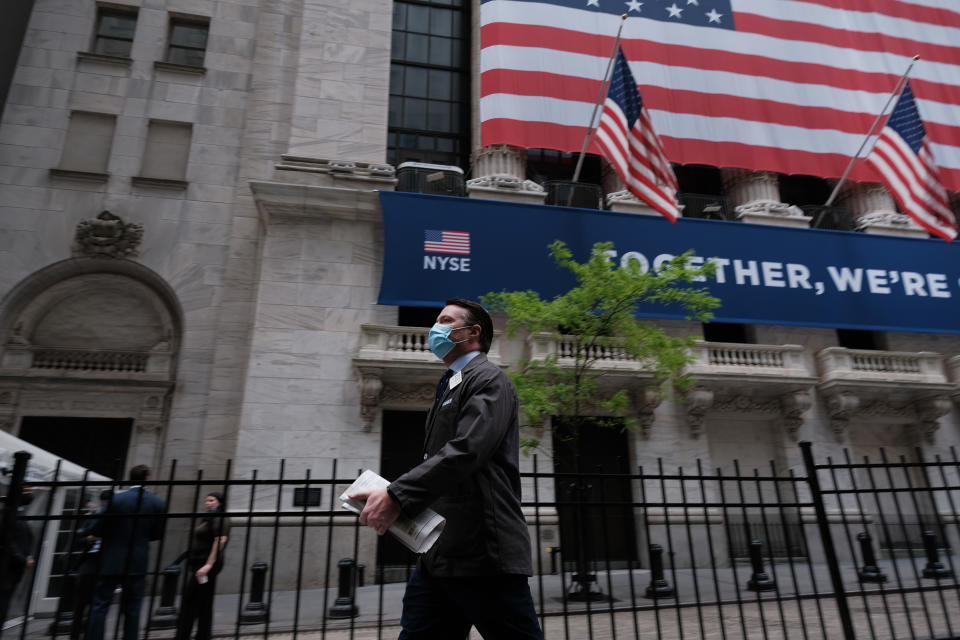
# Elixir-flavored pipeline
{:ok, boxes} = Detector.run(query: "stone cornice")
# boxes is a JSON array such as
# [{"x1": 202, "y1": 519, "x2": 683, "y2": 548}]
[{"x1": 249, "y1": 180, "x2": 384, "y2": 224}]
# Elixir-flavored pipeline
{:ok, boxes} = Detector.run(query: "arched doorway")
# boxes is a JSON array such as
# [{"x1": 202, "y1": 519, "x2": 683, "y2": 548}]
[{"x1": 0, "y1": 257, "x2": 182, "y2": 475}]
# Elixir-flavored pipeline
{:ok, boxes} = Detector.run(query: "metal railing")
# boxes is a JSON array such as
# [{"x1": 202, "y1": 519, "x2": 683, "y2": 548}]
[{"x1": 3, "y1": 443, "x2": 960, "y2": 639}]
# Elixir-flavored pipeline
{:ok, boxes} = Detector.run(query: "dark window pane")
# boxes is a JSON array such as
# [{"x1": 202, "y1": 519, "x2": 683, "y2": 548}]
[
  {"x1": 429, "y1": 36, "x2": 452, "y2": 65},
  {"x1": 428, "y1": 69, "x2": 451, "y2": 100},
  {"x1": 407, "y1": 5, "x2": 430, "y2": 33},
  {"x1": 98, "y1": 14, "x2": 136, "y2": 38},
  {"x1": 406, "y1": 33, "x2": 429, "y2": 63},
  {"x1": 436, "y1": 138, "x2": 454, "y2": 152},
  {"x1": 94, "y1": 38, "x2": 132, "y2": 57},
  {"x1": 452, "y1": 12, "x2": 462, "y2": 36},
  {"x1": 451, "y1": 103, "x2": 461, "y2": 129},
  {"x1": 391, "y1": 32, "x2": 405, "y2": 59},
  {"x1": 430, "y1": 8, "x2": 453, "y2": 37},
  {"x1": 170, "y1": 22, "x2": 208, "y2": 48},
  {"x1": 403, "y1": 98, "x2": 427, "y2": 129},
  {"x1": 388, "y1": 99, "x2": 402, "y2": 127},
  {"x1": 387, "y1": 149, "x2": 397, "y2": 165},
  {"x1": 392, "y1": 3, "x2": 406, "y2": 31},
  {"x1": 168, "y1": 47, "x2": 204, "y2": 66},
  {"x1": 417, "y1": 135, "x2": 434, "y2": 150},
  {"x1": 390, "y1": 66, "x2": 404, "y2": 94},
  {"x1": 450, "y1": 40, "x2": 462, "y2": 65},
  {"x1": 405, "y1": 67, "x2": 428, "y2": 98},
  {"x1": 450, "y1": 74, "x2": 461, "y2": 99},
  {"x1": 398, "y1": 133, "x2": 416, "y2": 148},
  {"x1": 428, "y1": 101, "x2": 450, "y2": 132},
  {"x1": 388, "y1": 132, "x2": 396, "y2": 146}
]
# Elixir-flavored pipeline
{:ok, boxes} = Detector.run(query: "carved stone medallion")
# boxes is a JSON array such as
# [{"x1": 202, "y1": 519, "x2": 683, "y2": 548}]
[{"x1": 74, "y1": 211, "x2": 144, "y2": 258}]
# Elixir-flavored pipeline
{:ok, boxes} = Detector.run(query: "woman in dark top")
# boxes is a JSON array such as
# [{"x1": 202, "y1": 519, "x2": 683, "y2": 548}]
[{"x1": 175, "y1": 492, "x2": 229, "y2": 640}]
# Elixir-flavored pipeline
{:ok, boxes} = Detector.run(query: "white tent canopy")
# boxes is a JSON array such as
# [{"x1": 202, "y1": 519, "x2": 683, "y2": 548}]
[{"x1": 0, "y1": 429, "x2": 111, "y2": 483}]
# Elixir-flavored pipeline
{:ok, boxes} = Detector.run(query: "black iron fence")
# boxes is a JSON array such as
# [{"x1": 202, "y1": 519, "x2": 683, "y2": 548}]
[{"x1": 3, "y1": 442, "x2": 960, "y2": 639}]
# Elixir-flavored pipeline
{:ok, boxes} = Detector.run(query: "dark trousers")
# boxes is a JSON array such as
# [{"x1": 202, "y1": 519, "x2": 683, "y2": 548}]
[
  {"x1": 86, "y1": 574, "x2": 145, "y2": 640},
  {"x1": 174, "y1": 567, "x2": 219, "y2": 640},
  {"x1": 398, "y1": 568, "x2": 544, "y2": 640},
  {"x1": 0, "y1": 566, "x2": 26, "y2": 633},
  {"x1": 70, "y1": 568, "x2": 97, "y2": 640}
]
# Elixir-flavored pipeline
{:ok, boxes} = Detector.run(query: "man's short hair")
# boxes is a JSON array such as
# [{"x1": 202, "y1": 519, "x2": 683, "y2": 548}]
[
  {"x1": 446, "y1": 298, "x2": 493, "y2": 353},
  {"x1": 129, "y1": 465, "x2": 150, "y2": 485}
]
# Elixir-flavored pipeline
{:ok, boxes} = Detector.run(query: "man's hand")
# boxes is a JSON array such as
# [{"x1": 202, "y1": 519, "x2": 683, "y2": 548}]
[{"x1": 349, "y1": 488, "x2": 401, "y2": 536}]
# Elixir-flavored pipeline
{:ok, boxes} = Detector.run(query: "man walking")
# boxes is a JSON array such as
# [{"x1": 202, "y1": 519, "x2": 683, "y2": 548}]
[
  {"x1": 352, "y1": 298, "x2": 543, "y2": 639},
  {"x1": 86, "y1": 465, "x2": 165, "y2": 640}
]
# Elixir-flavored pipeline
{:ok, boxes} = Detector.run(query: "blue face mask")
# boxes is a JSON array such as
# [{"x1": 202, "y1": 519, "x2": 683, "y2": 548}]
[{"x1": 428, "y1": 323, "x2": 466, "y2": 359}]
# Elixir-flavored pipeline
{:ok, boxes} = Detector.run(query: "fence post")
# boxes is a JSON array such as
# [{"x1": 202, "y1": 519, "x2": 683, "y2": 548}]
[
  {"x1": 857, "y1": 532, "x2": 887, "y2": 583},
  {"x1": 328, "y1": 558, "x2": 359, "y2": 618},
  {"x1": 800, "y1": 441, "x2": 856, "y2": 640},
  {"x1": 644, "y1": 543, "x2": 674, "y2": 599},
  {"x1": 148, "y1": 564, "x2": 181, "y2": 629},
  {"x1": 921, "y1": 530, "x2": 953, "y2": 579},
  {"x1": 239, "y1": 562, "x2": 269, "y2": 624},
  {"x1": 746, "y1": 539, "x2": 776, "y2": 591}
]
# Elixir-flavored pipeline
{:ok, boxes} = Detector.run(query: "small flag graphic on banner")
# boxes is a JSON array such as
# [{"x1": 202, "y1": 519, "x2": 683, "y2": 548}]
[{"x1": 424, "y1": 230, "x2": 471, "y2": 255}]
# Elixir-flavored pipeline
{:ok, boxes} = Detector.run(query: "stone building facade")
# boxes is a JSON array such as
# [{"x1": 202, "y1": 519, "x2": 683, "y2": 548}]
[{"x1": 1, "y1": 0, "x2": 960, "y2": 595}]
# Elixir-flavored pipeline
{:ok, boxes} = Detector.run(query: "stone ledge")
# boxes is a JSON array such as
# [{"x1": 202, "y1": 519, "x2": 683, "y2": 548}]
[
  {"x1": 131, "y1": 176, "x2": 188, "y2": 190},
  {"x1": 249, "y1": 180, "x2": 384, "y2": 223},
  {"x1": 153, "y1": 60, "x2": 206, "y2": 75},
  {"x1": 49, "y1": 168, "x2": 109, "y2": 182},
  {"x1": 275, "y1": 156, "x2": 397, "y2": 188},
  {"x1": 76, "y1": 51, "x2": 133, "y2": 67}
]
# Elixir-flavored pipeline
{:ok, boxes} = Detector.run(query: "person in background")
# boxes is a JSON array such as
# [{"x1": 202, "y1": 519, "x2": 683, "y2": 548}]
[
  {"x1": 86, "y1": 465, "x2": 165, "y2": 640},
  {"x1": 175, "y1": 492, "x2": 229, "y2": 640},
  {"x1": 0, "y1": 484, "x2": 35, "y2": 626},
  {"x1": 70, "y1": 490, "x2": 112, "y2": 640}
]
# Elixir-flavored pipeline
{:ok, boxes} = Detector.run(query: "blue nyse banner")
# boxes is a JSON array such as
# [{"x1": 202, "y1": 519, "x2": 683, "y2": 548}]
[{"x1": 378, "y1": 191, "x2": 960, "y2": 335}]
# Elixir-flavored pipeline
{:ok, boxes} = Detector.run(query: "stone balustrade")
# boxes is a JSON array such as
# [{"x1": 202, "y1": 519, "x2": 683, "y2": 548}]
[
  {"x1": 817, "y1": 347, "x2": 948, "y2": 385},
  {"x1": 356, "y1": 325, "x2": 501, "y2": 365},
  {"x1": 527, "y1": 333, "x2": 643, "y2": 372},
  {"x1": 949, "y1": 356, "x2": 960, "y2": 384},
  {"x1": 688, "y1": 342, "x2": 813, "y2": 381},
  {"x1": 31, "y1": 348, "x2": 149, "y2": 373},
  {"x1": 357, "y1": 325, "x2": 434, "y2": 363}
]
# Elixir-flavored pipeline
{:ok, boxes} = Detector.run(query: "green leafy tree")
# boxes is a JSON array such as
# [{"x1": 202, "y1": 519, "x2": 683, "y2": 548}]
[{"x1": 482, "y1": 240, "x2": 720, "y2": 453}]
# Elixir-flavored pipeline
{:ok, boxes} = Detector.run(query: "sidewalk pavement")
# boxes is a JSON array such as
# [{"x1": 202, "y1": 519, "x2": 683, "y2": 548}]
[{"x1": 14, "y1": 555, "x2": 960, "y2": 640}]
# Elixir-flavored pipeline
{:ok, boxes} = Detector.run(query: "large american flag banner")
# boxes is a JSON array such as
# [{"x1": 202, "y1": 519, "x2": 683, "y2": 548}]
[
  {"x1": 480, "y1": 0, "x2": 960, "y2": 192},
  {"x1": 867, "y1": 81, "x2": 956, "y2": 240},
  {"x1": 595, "y1": 48, "x2": 680, "y2": 221}
]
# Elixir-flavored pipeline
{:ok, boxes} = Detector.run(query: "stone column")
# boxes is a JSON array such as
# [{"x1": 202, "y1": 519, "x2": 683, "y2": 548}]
[
  {"x1": 836, "y1": 182, "x2": 927, "y2": 238},
  {"x1": 466, "y1": 145, "x2": 545, "y2": 203},
  {"x1": 602, "y1": 162, "x2": 660, "y2": 215},
  {"x1": 722, "y1": 169, "x2": 811, "y2": 228}
]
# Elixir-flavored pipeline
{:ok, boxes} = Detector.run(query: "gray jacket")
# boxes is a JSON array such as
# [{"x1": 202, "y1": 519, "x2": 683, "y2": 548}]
[{"x1": 388, "y1": 352, "x2": 532, "y2": 577}]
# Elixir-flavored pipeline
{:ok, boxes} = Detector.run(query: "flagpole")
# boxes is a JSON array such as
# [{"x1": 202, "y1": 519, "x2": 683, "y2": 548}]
[
  {"x1": 823, "y1": 55, "x2": 920, "y2": 207},
  {"x1": 570, "y1": 13, "x2": 628, "y2": 186}
]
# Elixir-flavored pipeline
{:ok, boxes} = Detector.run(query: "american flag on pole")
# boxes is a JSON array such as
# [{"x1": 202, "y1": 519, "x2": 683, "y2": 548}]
[
  {"x1": 595, "y1": 48, "x2": 680, "y2": 222},
  {"x1": 867, "y1": 81, "x2": 957, "y2": 241},
  {"x1": 424, "y1": 230, "x2": 471, "y2": 254},
  {"x1": 480, "y1": 0, "x2": 960, "y2": 192}
]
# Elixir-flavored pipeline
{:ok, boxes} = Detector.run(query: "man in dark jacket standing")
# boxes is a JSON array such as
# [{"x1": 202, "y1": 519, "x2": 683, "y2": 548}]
[
  {"x1": 0, "y1": 484, "x2": 35, "y2": 627},
  {"x1": 352, "y1": 298, "x2": 543, "y2": 639},
  {"x1": 86, "y1": 465, "x2": 165, "y2": 640}
]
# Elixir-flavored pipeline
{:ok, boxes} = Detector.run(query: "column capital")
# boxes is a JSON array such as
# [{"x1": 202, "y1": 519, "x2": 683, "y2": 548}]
[
  {"x1": 838, "y1": 182, "x2": 928, "y2": 238},
  {"x1": 467, "y1": 145, "x2": 545, "y2": 203},
  {"x1": 722, "y1": 169, "x2": 811, "y2": 227}
]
